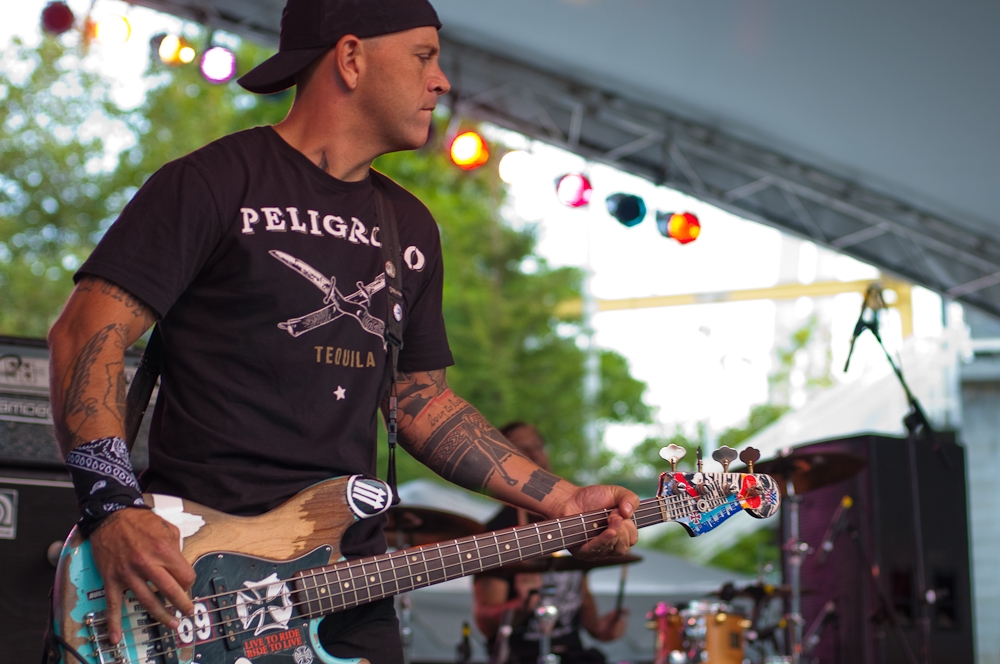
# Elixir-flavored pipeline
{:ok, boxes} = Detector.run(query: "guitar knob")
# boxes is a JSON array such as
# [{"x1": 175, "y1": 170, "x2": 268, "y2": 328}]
[
  {"x1": 739, "y1": 446, "x2": 761, "y2": 474},
  {"x1": 712, "y1": 445, "x2": 738, "y2": 473},
  {"x1": 659, "y1": 443, "x2": 687, "y2": 472}
]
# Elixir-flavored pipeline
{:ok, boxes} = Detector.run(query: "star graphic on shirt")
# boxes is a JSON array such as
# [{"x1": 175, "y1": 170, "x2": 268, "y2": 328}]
[{"x1": 334, "y1": 386, "x2": 347, "y2": 401}]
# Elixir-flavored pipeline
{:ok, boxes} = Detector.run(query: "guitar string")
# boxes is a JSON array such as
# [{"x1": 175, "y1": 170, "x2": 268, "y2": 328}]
[
  {"x1": 87, "y1": 500, "x2": 685, "y2": 659},
  {"x1": 87, "y1": 477, "x2": 768, "y2": 657},
  {"x1": 88, "y1": 482, "x2": 752, "y2": 652},
  {"x1": 87, "y1": 492, "x2": 760, "y2": 661},
  {"x1": 87, "y1": 483, "x2": 749, "y2": 651},
  {"x1": 84, "y1": 488, "x2": 743, "y2": 656}
]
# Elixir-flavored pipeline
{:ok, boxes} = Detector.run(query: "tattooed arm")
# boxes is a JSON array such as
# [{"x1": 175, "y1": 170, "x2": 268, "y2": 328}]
[
  {"x1": 391, "y1": 369, "x2": 639, "y2": 559},
  {"x1": 48, "y1": 276, "x2": 195, "y2": 644},
  {"x1": 48, "y1": 275, "x2": 157, "y2": 454}
]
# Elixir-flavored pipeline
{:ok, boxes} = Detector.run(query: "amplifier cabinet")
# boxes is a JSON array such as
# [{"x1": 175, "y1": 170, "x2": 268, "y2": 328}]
[
  {"x1": 0, "y1": 469, "x2": 78, "y2": 661},
  {"x1": 0, "y1": 336, "x2": 151, "y2": 469}
]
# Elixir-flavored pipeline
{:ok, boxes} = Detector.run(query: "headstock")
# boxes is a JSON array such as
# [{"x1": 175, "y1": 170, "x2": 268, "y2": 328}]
[{"x1": 655, "y1": 445, "x2": 780, "y2": 537}]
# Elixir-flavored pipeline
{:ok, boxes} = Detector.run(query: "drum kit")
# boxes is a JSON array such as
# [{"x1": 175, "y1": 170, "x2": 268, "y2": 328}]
[
  {"x1": 383, "y1": 446, "x2": 864, "y2": 664},
  {"x1": 648, "y1": 447, "x2": 866, "y2": 664}
]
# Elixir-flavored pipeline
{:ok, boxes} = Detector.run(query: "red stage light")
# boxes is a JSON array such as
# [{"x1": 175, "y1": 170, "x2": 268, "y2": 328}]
[
  {"x1": 656, "y1": 211, "x2": 701, "y2": 244},
  {"x1": 449, "y1": 131, "x2": 489, "y2": 170},
  {"x1": 555, "y1": 173, "x2": 593, "y2": 208},
  {"x1": 41, "y1": 2, "x2": 75, "y2": 35}
]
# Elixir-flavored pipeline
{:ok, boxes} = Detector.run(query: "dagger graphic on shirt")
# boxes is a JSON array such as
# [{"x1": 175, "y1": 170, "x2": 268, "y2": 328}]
[{"x1": 269, "y1": 250, "x2": 386, "y2": 340}]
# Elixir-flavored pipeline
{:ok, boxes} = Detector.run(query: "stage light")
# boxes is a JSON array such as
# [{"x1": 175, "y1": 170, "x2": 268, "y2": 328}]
[
  {"x1": 41, "y1": 2, "x2": 74, "y2": 35},
  {"x1": 656, "y1": 211, "x2": 701, "y2": 244},
  {"x1": 605, "y1": 193, "x2": 646, "y2": 227},
  {"x1": 158, "y1": 34, "x2": 196, "y2": 66},
  {"x1": 498, "y1": 150, "x2": 533, "y2": 185},
  {"x1": 200, "y1": 46, "x2": 237, "y2": 84},
  {"x1": 449, "y1": 131, "x2": 489, "y2": 170},
  {"x1": 93, "y1": 15, "x2": 131, "y2": 45},
  {"x1": 555, "y1": 173, "x2": 593, "y2": 208}
]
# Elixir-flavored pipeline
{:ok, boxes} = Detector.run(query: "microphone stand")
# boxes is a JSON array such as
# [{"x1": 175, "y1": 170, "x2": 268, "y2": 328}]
[{"x1": 849, "y1": 306, "x2": 934, "y2": 664}]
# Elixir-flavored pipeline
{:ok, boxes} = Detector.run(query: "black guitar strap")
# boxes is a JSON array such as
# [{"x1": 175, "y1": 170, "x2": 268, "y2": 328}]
[
  {"x1": 124, "y1": 325, "x2": 163, "y2": 450},
  {"x1": 372, "y1": 173, "x2": 404, "y2": 505}
]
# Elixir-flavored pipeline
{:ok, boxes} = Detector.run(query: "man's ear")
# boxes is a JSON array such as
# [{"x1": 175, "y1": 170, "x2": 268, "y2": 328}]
[{"x1": 333, "y1": 34, "x2": 364, "y2": 92}]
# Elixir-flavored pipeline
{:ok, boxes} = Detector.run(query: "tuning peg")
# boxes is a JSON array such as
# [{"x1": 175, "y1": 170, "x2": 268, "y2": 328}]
[
  {"x1": 712, "y1": 446, "x2": 738, "y2": 473},
  {"x1": 696, "y1": 446, "x2": 704, "y2": 473},
  {"x1": 739, "y1": 447, "x2": 761, "y2": 474},
  {"x1": 659, "y1": 444, "x2": 687, "y2": 472}
]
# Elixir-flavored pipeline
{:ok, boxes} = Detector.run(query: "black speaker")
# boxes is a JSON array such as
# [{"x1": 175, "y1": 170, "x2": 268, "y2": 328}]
[
  {"x1": 0, "y1": 336, "x2": 155, "y2": 660},
  {"x1": 781, "y1": 433, "x2": 973, "y2": 664},
  {"x1": 0, "y1": 468, "x2": 79, "y2": 661}
]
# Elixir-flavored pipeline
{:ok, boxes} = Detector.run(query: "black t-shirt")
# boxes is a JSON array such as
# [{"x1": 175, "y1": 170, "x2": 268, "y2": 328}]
[{"x1": 78, "y1": 126, "x2": 453, "y2": 555}]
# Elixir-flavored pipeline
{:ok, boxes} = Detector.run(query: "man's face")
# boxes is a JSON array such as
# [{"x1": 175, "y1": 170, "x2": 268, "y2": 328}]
[
  {"x1": 358, "y1": 26, "x2": 450, "y2": 151},
  {"x1": 507, "y1": 426, "x2": 550, "y2": 471}
]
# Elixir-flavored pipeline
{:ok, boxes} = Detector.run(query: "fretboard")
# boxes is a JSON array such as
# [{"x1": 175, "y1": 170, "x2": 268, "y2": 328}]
[{"x1": 292, "y1": 491, "x2": 702, "y2": 618}]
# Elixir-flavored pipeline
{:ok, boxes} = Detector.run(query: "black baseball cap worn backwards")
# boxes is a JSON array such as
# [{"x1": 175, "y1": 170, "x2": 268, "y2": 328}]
[{"x1": 238, "y1": 0, "x2": 442, "y2": 95}]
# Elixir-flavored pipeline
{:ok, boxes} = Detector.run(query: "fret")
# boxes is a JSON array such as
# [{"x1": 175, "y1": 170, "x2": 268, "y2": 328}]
[
  {"x1": 319, "y1": 567, "x2": 334, "y2": 615},
  {"x1": 379, "y1": 554, "x2": 400, "y2": 596},
  {"x1": 555, "y1": 518, "x2": 566, "y2": 552},
  {"x1": 360, "y1": 560, "x2": 382, "y2": 602},
  {"x1": 455, "y1": 539, "x2": 476, "y2": 576},
  {"x1": 537, "y1": 523, "x2": 558, "y2": 554},
  {"x1": 301, "y1": 569, "x2": 320, "y2": 619},
  {"x1": 437, "y1": 543, "x2": 459, "y2": 583},
  {"x1": 355, "y1": 560, "x2": 374, "y2": 604},
  {"x1": 478, "y1": 533, "x2": 501, "y2": 571},
  {"x1": 495, "y1": 530, "x2": 518, "y2": 565},
  {"x1": 470, "y1": 537, "x2": 485, "y2": 574},
  {"x1": 401, "y1": 550, "x2": 425, "y2": 592},
  {"x1": 516, "y1": 524, "x2": 543, "y2": 559}
]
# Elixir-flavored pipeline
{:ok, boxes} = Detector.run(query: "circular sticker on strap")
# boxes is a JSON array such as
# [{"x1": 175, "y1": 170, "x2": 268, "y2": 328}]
[
  {"x1": 385, "y1": 261, "x2": 396, "y2": 279},
  {"x1": 393, "y1": 303, "x2": 403, "y2": 322},
  {"x1": 346, "y1": 476, "x2": 393, "y2": 519}
]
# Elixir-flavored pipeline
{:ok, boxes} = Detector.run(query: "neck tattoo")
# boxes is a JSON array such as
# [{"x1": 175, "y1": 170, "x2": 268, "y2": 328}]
[{"x1": 318, "y1": 151, "x2": 329, "y2": 173}]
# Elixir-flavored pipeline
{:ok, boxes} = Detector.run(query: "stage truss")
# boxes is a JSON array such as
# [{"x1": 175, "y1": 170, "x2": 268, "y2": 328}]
[{"x1": 132, "y1": 0, "x2": 1000, "y2": 320}]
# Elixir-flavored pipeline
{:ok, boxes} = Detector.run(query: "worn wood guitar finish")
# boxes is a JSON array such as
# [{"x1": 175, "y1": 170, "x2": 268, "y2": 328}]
[{"x1": 53, "y1": 471, "x2": 779, "y2": 664}]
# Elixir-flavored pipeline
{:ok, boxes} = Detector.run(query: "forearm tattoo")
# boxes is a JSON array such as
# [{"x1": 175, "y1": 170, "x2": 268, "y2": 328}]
[
  {"x1": 59, "y1": 324, "x2": 128, "y2": 448},
  {"x1": 415, "y1": 406, "x2": 523, "y2": 490},
  {"x1": 521, "y1": 469, "x2": 561, "y2": 502},
  {"x1": 395, "y1": 370, "x2": 563, "y2": 502},
  {"x1": 394, "y1": 369, "x2": 449, "y2": 431}
]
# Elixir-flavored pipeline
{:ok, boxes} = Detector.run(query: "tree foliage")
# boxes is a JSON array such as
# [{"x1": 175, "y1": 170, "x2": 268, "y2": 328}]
[{"x1": 0, "y1": 31, "x2": 650, "y2": 486}]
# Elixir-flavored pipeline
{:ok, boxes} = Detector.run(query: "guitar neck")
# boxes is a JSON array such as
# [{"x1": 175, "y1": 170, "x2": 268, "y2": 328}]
[{"x1": 293, "y1": 492, "x2": 693, "y2": 618}]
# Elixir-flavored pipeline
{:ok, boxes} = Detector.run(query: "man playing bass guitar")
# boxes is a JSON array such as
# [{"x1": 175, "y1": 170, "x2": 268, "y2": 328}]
[{"x1": 46, "y1": 1, "x2": 639, "y2": 662}]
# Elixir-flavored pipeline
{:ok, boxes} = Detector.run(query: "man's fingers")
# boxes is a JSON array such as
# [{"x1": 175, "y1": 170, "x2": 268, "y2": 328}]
[
  {"x1": 147, "y1": 566, "x2": 195, "y2": 616},
  {"x1": 103, "y1": 582, "x2": 124, "y2": 645},
  {"x1": 128, "y1": 580, "x2": 180, "y2": 631}
]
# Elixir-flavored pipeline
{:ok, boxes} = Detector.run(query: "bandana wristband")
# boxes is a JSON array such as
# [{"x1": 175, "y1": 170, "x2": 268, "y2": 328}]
[{"x1": 65, "y1": 436, "x2": 149, "y2": 537}]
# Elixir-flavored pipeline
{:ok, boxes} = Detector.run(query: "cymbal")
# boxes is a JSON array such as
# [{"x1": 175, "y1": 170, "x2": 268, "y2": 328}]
[
  {"x1": 481, "y1": 551, "x2": 643, "y2": 577},
  {"x1": 384, "y1": 506, "x2": 484, "y2": 547},
  {"x1": 711, "y1": 581, "x2": 813, "y2": 601},
  {"x1": 746, "y1": 450, "x2": 865, "y2": 494}
]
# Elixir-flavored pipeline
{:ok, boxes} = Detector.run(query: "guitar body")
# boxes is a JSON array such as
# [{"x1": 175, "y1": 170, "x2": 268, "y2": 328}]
[{"x1": 54, "y1": 475, "x2": 377, "y2": 664}]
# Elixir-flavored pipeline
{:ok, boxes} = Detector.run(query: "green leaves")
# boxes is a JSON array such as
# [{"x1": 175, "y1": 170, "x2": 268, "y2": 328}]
[{"x1": 1, "y1": 33, "x2": 651, "y2": 487}]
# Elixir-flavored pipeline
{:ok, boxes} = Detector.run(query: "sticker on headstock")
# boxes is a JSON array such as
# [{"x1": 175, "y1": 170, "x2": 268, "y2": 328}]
[
  {"x1": 347, "y1": 475, "x2": 393, "y2": 519},
  {"x1": 739, "y1": 474, "x2": 780, "y2": 519}
]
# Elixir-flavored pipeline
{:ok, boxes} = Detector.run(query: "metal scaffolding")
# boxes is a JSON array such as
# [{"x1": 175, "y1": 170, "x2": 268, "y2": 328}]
[
  {"x1": 438, "y1": 35, "x2": 1000, "y2": 321},
  {"x1": 129, "y1": 0, "x2": 1000, "y2": 319}
]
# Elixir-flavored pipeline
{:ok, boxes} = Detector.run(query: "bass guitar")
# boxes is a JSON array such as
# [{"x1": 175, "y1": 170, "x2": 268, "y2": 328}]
[{"x1": 53, "y1": 452, "x2": 778, "y2": 664}]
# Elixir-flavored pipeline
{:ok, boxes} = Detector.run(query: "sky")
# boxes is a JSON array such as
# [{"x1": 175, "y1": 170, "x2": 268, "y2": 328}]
[{"x1": 2, "y1": 0, "x2": 949, "y2": 454}]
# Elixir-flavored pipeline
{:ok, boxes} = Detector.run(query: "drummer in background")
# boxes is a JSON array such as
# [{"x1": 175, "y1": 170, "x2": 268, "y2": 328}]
[{"x1": 473, "y1": 423, "x2": 630, "y2": 664}]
